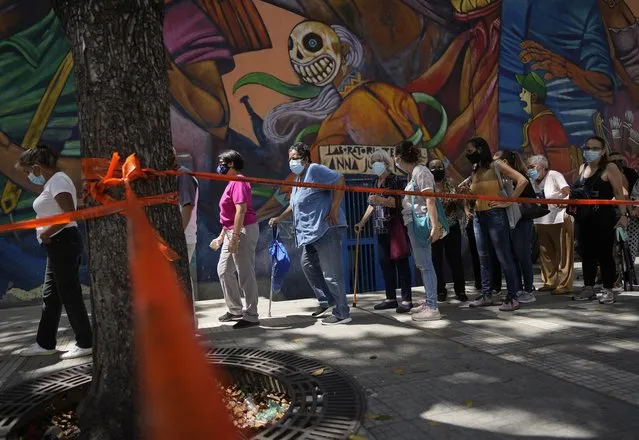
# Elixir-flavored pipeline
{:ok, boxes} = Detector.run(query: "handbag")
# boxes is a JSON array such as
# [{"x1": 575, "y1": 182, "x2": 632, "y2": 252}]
[
  {"x1": 520, "y1": 182, "x2": 550, "y2": 220},
  {"x1": 493, "y1": 162, "x2": 522, "y2": 229},
  {"x1": 568, "y1": 166, "x2": 605, "y2": 222},
  {"x1": 409, "y1": 193, "x2": 449, "y2": 246},
  {"x1": 389, "y1": 216, "x2": 410, "y2": 260}
]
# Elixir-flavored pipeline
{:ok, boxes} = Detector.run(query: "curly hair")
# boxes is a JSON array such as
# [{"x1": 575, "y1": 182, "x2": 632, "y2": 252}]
[
  {"x1": 17, "y1": 145, "x2": 59, "y2": 169},
  {"x1": 288, "y1": 142, "x2": 312, "y2": 162}
]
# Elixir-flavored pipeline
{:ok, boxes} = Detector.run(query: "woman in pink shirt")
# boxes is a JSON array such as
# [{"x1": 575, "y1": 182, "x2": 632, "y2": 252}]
[{"x1": 209, "y1": 150, "x2": 259, "y2": 329}]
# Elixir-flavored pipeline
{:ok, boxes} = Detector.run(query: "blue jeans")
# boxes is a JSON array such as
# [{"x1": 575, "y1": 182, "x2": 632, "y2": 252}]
[
  {"x1": 510, "y1": 218, "x2": 534, "y2": 292},
  {"x1": 300, "y1": 228, "x2": 350, "y2": 319},
  {"x1": 407, "y1": 227, "x2": 438, "y2": 309},
  {"x1": 474, "y1": 209, "x2": 519, "y2": 301}
]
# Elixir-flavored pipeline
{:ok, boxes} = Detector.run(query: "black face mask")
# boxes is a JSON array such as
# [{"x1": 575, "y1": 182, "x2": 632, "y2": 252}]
[
  {"x1": 431, "y1": 169, "x2": 445, "y2": 182},
  {"x1": 466, "y1": 151, "x2": 481, "y2": 164}
]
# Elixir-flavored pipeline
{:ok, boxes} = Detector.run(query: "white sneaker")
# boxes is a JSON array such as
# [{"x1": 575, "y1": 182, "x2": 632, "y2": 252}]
[
  {"x1": 598, "y1": 289, "x2": 615, "y2": 305},
  {"x1": 20, "y1": 343, "x2": 56, "y2": 357},
  {"x1": 60, "y1": 345, "x2": 92, "y2": 360},
  {"x1": 410, "y1": 303, "x2": 425, "y2": 314},
  {"x1": 517, "y1": 291, "x2": 536, "y2": 304},
  {"x1": 411, "y1": 307, "x2": 441, "y2": 321}
]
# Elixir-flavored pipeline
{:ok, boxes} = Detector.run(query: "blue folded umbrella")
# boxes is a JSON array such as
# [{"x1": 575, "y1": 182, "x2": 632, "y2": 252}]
[{"x1": 268, "y1": 227, "x2": 290, "y2": 293}]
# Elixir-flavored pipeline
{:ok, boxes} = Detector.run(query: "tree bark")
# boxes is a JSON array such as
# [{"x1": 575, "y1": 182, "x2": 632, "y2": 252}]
[{"x1": 50, "y1": 1, "x2": 191, "y2": 438}]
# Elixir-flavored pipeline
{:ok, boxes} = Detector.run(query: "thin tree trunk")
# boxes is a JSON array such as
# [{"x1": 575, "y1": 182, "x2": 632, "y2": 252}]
[{"x1": 50, "y1": 1, "x2": 191, "y2": 438}]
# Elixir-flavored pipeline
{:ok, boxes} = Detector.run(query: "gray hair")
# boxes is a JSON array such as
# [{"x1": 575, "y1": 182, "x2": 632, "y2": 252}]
[
  {"x1": 527, "y1": 155, "x2": 548, "y2": 170},
  {"x1": 263, "y1": 25, "x2": 365, "y2": 144},
  {"x1": 370, "y1": 149, "x2": 393, "y2": 169}
]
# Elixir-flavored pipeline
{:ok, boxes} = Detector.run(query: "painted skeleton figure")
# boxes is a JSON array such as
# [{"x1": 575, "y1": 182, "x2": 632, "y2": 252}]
[{"x1": 245, "y1": 21, "x2": 449, "y2": 219}]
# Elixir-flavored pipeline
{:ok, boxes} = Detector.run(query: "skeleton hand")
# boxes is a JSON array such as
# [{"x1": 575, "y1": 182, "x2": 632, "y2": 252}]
[{"x1": 519, "y1": 40, "x2": 576, "y2": 81}]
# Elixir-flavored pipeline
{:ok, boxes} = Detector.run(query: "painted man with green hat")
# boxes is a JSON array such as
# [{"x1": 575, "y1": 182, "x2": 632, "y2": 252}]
[{"x1": 517, "y1": 71, "x2": 582, "y2": 182}]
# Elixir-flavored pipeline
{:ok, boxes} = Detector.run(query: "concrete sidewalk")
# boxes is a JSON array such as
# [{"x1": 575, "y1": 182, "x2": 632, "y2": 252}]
[{"x1": 1, "y1": 281, "x2": 639, "y2": 439}]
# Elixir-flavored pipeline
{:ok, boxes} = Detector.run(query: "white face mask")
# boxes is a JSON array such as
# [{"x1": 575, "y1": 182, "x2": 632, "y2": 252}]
[
  {"x1": 289, "y1": 159, "x2": 305, "y2": 175},
  {"x1": 371, "y1": 162, "x2": 386, "y2": 176}
]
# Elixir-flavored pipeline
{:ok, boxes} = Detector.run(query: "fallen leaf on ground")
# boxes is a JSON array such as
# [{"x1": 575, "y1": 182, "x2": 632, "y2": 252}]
[
  {"x1": 348, "y1": 435, "x2": 368, "y2": 440},
  {"x1": 369, "y1": 355, "x2": 378, "y2": 360},
  {"x1": 427, "y1": 421, "x2": 441, "y2": 427},
  {"x1": 392, "y1": 368, "x2": 405, "y2": 376},
  {"x1": 292, "y1": 338, "x2": 303, "y2": 343},
  {"x1": 311, "y1": 368, "x2": 325, "y2": 376},
  {"x1": 464, "y1": 399, "x2": 473, "y2": 408},
  {"x1": 365, "y1": 413, "x2": 393, "y2": 421}
]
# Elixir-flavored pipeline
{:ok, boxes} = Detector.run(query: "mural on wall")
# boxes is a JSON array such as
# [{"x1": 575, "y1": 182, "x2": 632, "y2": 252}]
[{"x1": 1, "y1": 0, "x2": 639, "y2": 305}]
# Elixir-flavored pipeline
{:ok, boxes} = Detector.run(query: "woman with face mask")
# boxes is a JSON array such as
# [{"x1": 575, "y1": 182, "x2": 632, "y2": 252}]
[
  {"x1": 571, "y1": 136, "x2": 628, "y2": 304},
  {"x1": 526, "y1": 155, "x2": 573, "y2": 295},
  {"x1": 210, "y1": 150, "x2": 260, "y2": 329},
  {"x1": 394, "y1": 141, "x2": 444, "y2": 321},
  {"x1": 493, "y1": 150, "x2": 538, "y2": 304},
  {"x1": 461, "y1": 137, "x2": 529, "y2": 311},
  {"x1": 354, "y1": 150, "x2": 412, "y2": 313},
  {"x1": 268, "y1": 143, "x2": 351, "y2": 325},
  {"x1": 15, "y1": 145, "x2": 93, "y2": 360},
  {"x1": 428, "y1": 159, "x2": 468, "y2": 303}
]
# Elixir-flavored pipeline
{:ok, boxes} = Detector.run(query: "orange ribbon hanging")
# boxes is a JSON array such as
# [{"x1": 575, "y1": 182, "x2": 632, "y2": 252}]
[
  {"x1": 125, "y1": 181, "x2": 238, "y2": 440},
  {"x1": 83, "y1": 153, "x2": 179, "y2": 261}
]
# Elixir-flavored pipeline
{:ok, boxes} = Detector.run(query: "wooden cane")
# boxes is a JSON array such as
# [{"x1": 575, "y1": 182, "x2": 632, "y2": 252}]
[{"x1": 352, "y1": 229, "x2": 360, "y2": 307}]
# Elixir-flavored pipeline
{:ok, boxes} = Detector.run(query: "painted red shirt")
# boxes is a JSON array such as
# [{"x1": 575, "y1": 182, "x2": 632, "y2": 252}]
[{"x1": 523, "y1": 110, "x2": 573, "y2": 178}]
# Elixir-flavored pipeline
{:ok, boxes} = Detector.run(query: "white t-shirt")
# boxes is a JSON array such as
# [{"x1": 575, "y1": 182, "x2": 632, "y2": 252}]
[
  {"x1": 33, "y1": 172, "x2": 78, "y2": 242},
  {"x1": 533, "y1": 170, "x2": 569, "y2": 225},
  {"x1": 402, "y1": 164, "x2": 435, "y2": 225}
]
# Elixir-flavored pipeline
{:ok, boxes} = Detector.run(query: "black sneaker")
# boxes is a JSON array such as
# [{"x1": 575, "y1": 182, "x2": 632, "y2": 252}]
[
  {"x1": 219, "y1": 312, "x2": 242, "y2": 322},
  {"x1": 374, "y1": 300, "x2": 398, "y2": 310},
  {"x1": 437, "y1": 292, "x2": 448, "y2": 302},
  {"x1": 233, "y1": 319, "x2": 260, "y2": 330},
  {"x1": 456, "y1": 292, "x2": 469, "y2": 302},
  {"x1": 311, "y1": 306, "x2": 330, "y2": 317},
  {"x1": 396, "y1": 303, "x2": 413, "y2": 314}
]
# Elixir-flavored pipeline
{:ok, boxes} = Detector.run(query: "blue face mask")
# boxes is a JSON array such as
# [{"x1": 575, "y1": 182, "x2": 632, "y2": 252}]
[
  {"x1": 216, "y1": 163, "x2": 229, "y2": 175},
  {"x1": 372, "y1": 162, "x2": 386, "y2": 176},
  {"x1": 583, "y1": 150, "x2": 601, "y2": 163},
  {"x1": 289, "y1": 159, "x2": 305, "y2": 175},
  {"x1": 28, "y1": 172, "x2": 46, "y2": 186},
  {"x1": 527, "y1": 169, "x2": 539, "y2": 181}
]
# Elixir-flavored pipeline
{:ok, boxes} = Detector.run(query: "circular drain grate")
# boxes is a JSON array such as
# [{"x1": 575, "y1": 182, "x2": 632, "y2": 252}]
[{"x1": 0, "y1": 347, "x2": 366, "y2": 439}]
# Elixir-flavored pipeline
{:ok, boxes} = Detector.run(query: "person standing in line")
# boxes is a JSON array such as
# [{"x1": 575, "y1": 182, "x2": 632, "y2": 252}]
[
  {"x1": 428, "y1": 159, "x2": 468, "y2": 303},
  {"x1": 493, "y1": 150, "x2": 537, "y2": 304},
  {"x1": 210, "y1": 150, "x2": 260, "y2": 329},
  {"x1": 269, "y1": 143, "x2": 351, "y2": 325},
  {"x1": 355, "y1": 150, "x2": 413, "y2": 313},
  {"x1": 394, "y1": 141, "x2": 443, "y2": 321},
  {"x1": 526, "y1": 155, "x2": 573, "y2": 295},
  {"x1": 17, "y1": 145, "x2": 93, "y2": 359},
  {"x1": 460, "y1": 137, "x2": 528, "y2": 311},
  {"x1": 571, "y1": 137, "x2": 627, "y2": 304},
  {"x1": 176, "y1": 157, "x2": 199, "y2": 326}
]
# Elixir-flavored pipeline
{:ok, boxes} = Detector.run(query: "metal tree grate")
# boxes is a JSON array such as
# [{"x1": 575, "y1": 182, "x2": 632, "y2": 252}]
[{"x1": 1, "y1": 347, "x2": 366, "y2": 439}]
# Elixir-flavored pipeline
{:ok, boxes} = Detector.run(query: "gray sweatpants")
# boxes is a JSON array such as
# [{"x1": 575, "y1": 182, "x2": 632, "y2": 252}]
[{"x1": 217, "y1": 223, "x2": 259, "y2": 322}]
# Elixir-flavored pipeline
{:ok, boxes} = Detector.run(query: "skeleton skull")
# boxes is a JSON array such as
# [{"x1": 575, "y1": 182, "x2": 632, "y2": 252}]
[{"x1": 288, "y1": 21, "x2": 342, "y2": 87}]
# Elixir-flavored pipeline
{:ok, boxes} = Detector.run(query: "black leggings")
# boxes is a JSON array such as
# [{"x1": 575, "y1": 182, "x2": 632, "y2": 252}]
[
  {"x1": 578, "y1": 212, "x2": 616, "y2": 289},
  {"x1": 432, "y1": 224, "x2": 465, "y2": 294}
]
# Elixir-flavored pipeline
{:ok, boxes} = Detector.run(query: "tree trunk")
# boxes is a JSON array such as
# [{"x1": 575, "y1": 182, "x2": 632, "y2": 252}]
[{"x1": 50, "y1": 1, "x2": 191, "y2": 438}]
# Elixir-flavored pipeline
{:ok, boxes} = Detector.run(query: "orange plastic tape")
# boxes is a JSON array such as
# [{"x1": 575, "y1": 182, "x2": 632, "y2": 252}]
[{"x1": 126, "y1": 183, "x2": 238, "y2": 439}]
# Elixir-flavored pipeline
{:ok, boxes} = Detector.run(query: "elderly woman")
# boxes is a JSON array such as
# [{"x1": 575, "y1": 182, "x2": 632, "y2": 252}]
[
  {"x1": 17, "y1": 145, "x2": 93, "y2": 360},
  {"x1": 210, "y1": 150, "x2": 260, "y2": 330},
  {"x1": 394, "y1": 141, "x2": 444, "y2": 321},
  {"x1": 428, "y1": 159, "x2": 468, "y2": 302},
  {"x1": 461, "y1": 137, "x2": 529, "y2": 311},
  {"x1": 355, "y1": 150, "x2": 412, "y2": 313},
  {"x1": 269, "y1": 143, "x2": 351, "y2": 325},
  {"x1": 571, "y1": 137, "x2": 627, "y2": 304},
  {"x1": 527, "y1": 155, "x2": 573, "y2": 295}
]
